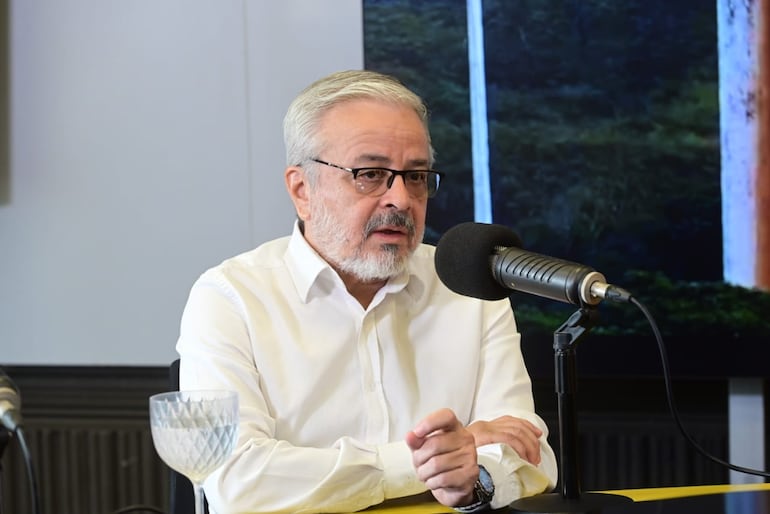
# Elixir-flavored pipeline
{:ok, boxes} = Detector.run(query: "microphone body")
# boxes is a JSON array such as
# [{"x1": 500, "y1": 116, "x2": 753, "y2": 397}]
[
  {"x1": 491, "y1": 245, "x2": 608, "y2": 305},
  {"x1": 0, "y1": 369, "x2": 23, "y2": 432},
  {"x1": 435, "y1": 222, "x2": 631, "y2": 305}
]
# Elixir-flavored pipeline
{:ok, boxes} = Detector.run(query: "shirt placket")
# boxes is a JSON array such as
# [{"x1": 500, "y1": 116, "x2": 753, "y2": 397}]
[{"x1": 358, "y1": 309, "x2": 390, "y2": 443}]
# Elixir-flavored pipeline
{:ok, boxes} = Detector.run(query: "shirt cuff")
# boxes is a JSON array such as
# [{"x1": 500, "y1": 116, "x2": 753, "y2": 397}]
[{"x1": 379, "y1": 441, "x2": 426, "y2": 499}]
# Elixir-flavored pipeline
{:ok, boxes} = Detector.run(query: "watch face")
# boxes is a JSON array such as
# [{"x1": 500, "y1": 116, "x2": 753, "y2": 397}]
[{"x1": 476, "y1": 466, "x2": 495, "y2": 503}]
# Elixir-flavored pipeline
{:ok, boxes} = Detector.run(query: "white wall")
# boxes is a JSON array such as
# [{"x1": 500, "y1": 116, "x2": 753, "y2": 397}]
[{"x1": 0, "y1": 0, "x2": 363, "y2": 366}]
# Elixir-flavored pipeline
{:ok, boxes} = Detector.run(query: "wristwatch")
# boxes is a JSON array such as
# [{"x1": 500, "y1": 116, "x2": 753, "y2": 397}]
[{"x1": 455, "y1": 465, "x2": 495, "y2": 512}]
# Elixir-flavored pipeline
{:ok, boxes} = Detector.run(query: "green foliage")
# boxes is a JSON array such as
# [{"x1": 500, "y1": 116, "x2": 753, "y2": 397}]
[
  {"x1": 607, "y1": 271, "x2": 770, "y2": 339},
  {"x1": 515, "y1": 270, "x2": 770, "y2": 341}
]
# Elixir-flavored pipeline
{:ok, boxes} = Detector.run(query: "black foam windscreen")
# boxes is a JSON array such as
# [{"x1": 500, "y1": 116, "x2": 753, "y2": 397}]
[{"x1": 434, "y1": 222, "x2": 523, "y2": 300}]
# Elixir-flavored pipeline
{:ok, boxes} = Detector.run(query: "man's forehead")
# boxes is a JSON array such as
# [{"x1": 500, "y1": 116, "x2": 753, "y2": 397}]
[{"x1": 352, "y1": 154, "x2": 431, "y2": 168}]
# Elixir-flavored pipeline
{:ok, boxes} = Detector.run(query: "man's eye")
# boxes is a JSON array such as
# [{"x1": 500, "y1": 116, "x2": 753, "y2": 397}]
[
  {"x1": 358, "y1": 169, "x2": 389, "y2": 181},
  {"x1": 405, "y1": 171, "x2": 428, "y2": 183}
]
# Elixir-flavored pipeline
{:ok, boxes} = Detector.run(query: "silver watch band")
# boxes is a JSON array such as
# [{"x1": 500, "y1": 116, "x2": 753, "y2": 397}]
[{"x1": 454, "y1": 465, "x2": 495, "y2": 513}]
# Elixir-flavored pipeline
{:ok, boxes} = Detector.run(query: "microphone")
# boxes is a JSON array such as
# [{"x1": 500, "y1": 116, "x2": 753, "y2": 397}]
[
  {"x1": 434, "y1": 222, "x2": 632, "y2": 305},
  {"x1": 0, "y1": 368, "x2": 23, "y2": 432}
]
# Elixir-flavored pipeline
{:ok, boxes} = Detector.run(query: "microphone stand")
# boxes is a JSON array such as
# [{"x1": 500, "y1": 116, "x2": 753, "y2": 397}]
[{"x1": 509, "y1": 307, "x2": 633, "y2": 513}]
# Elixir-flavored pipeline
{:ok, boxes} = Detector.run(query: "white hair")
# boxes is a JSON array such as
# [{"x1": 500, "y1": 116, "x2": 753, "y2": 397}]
[{"x1": 283, "y1": 70, "x2": 435, "y2": 186}]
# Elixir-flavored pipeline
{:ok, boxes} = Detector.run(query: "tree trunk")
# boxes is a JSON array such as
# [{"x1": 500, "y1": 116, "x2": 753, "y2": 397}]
[
  {"x1": 757, "y1": 0, "x2": 770, "y2": 288},
  {"x1": 719, "y1": 0, "x2": 770, "y2": 291}
]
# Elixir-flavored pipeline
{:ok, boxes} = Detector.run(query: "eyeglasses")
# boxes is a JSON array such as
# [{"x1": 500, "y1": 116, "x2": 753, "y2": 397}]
[{"x1": 311, "y1": 159, "x2": 444, "y2": 199}]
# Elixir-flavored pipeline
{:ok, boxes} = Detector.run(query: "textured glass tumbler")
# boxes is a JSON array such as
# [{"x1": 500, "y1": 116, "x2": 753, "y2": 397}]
[{"x1": 150, "y1": 390, "x2": 238, "y2": 514}]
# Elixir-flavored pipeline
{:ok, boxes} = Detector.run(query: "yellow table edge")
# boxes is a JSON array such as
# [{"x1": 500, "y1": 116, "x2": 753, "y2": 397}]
[
  {"x1": 600, "y1": 482, "x2": 770, "y2": 502},
  {"x1": 357, "y1": 483, "x2": 770, "y2": 512}
]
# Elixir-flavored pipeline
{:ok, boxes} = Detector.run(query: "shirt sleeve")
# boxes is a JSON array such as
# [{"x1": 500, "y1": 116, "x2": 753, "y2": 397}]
[
  {"x1": 470, "y1": 299, "x2": 559, "y2": 509},
  {"x1": 176, "y1": 272, "x2": 427, "y2": 514},
  {"x1": 204, "y1": 437, "x2": 425, "y2": 514},
  {"x1": 478, "y1": 443, "x2": 557, "y2": 510}
]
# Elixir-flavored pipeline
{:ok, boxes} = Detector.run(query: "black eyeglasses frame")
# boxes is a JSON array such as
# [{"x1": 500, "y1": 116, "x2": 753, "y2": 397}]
[{"x1": 310, "y1": 158, "x2": 445, "y2": 198}]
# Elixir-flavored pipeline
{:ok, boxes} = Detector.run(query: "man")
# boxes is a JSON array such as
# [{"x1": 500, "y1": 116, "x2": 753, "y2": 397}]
[{"x1": 177, "y1": 69, "x2": 557, "y2": 513}]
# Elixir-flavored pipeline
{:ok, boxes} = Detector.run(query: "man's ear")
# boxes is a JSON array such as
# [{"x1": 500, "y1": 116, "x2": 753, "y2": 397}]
[{"x1": 285, "y1": 165, "x2": 311, "y2": 220}]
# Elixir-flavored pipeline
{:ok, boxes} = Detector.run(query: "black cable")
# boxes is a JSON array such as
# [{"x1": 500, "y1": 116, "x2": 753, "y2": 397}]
[
  {"x1": 15, "y1": 427, "x2": 42, "y2": 514},
  {"x1": 631, "y1": 296, "x2": 770, "y2": 479},
  {"x1": 0, "y1": 428, "x2": 10, "y2": 514}
]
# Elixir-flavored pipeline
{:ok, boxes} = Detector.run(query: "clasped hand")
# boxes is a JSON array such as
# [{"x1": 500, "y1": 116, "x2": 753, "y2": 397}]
[{"x1": 405, "y1": 409, "x2": 543, "y2": 508}]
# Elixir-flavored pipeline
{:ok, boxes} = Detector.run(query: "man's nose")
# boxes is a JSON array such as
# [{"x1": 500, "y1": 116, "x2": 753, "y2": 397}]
[{"x1": 382, "y1": 173, "x2": 413, "y2": 208}]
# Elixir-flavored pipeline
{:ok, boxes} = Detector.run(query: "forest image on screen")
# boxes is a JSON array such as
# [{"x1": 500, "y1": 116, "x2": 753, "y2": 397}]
[{"x1": 363, "y1": 0, "x2": 770, "y2": 346}]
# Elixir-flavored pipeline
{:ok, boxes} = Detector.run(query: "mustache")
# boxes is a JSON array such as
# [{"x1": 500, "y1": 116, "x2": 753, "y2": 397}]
[{"x1": 363, "y1": 211, "x2": 416, "y2": 238}]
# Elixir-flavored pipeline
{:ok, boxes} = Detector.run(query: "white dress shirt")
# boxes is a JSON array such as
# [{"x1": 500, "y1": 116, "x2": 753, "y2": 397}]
[{"x1": 176, "y1": 222, "x2": 557, "y2": 514}]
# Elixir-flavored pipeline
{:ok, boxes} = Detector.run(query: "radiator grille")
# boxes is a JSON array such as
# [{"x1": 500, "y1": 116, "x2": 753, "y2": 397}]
[
  {"x1": 2, "y1": 415, "x2": 727, "y2": 514},
  {"x1": 576, "y1": 415, "x2": 728, "y2": 490},
  {"x1": 0, "y1": 368, "x2": 730, "y2": 514},
  {"x1": 3, "y1": 421, "x2": 169, "y2": 514}
]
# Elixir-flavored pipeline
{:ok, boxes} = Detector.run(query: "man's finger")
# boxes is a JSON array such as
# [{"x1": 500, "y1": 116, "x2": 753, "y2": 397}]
[{"x1": 411, "y1": 408, "x2": 461, "y2": 438}]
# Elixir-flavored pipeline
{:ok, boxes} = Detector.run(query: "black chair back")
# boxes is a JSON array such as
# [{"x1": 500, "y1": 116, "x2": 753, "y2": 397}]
[{"x1": 168, "y1": 358, "x2": 209, "y2": 514}]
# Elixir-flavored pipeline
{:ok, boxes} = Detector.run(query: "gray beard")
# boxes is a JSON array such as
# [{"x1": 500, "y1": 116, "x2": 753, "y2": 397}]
[
  {"x1": 339, "y1": 241, "x2": 404, "y2": 282},
  {"x1": 309, "y1": 206, "x2": 421, "y2": 282}
]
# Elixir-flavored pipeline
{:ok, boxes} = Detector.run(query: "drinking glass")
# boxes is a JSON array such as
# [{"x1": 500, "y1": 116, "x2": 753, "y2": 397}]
[{"x1": 149, "y1": 390, "x2": 239, "y2": 514}]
